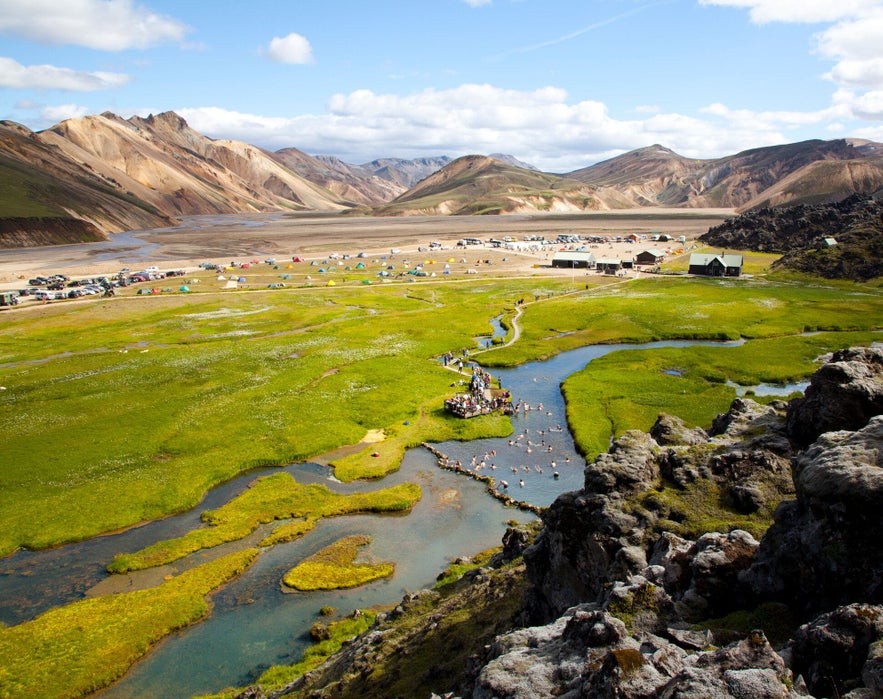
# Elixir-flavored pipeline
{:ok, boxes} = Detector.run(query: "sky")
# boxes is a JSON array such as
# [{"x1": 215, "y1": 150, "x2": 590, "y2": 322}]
[{"x1": 1, "y1": 0, "x2": 882, "y2": 173}]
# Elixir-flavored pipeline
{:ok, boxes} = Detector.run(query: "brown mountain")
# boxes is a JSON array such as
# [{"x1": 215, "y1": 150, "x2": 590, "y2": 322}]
[
  {"x1": 4, "y1": 108, "x2": 883, "y2": 248},
  {"x1": 0, "y1": 111, "x2": 351, "y2": 247},
  {"x1": 370, "y1": 155, "x2": 600, "y2": 216},
  {"x1": 0, "y1": 119, "x2": 176, "y2": 247},
  {"x1": 41, "y1": 111, "x2": 349, "y2": 215},
  {"x1": 273, "y1": 149, "x2": 406, "y2": 206},
  {"x1": 566, "y1": 139, "x2": 883, "y2": 211}
]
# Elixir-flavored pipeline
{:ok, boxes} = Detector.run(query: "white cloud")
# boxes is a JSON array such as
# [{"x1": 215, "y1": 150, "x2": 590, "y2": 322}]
[
  {"x1": 0, "y1": 0, "x2": 188, "y2": 50},
  {"x1": 817, "y1": 8, "x2": 883, "y2": 89},
  {"x1": 463, "y1": 0, "x2": 492, "y2": 6},
  {"x1": 266, "y1": 33, "x2": 314, "y2": 64},
  {"x1": 698, "y1": 0, "x2": 881, "y2": 23},
  {"x1": 176, "y1": 83, "x2": 841, "y2": 172},
  {"x1": 40, "y1": 103, "x2": 91, "y2": 122},
  {"x1": 699, "y1": 1, "x2": 883, "y2": 129},
  {"x1": 0, "y1": 56, "x2": 131, "y2": 90}
]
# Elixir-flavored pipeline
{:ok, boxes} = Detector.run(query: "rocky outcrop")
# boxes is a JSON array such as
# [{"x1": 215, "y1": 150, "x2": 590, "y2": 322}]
[
  {"x1": 474, "y1": 605, "x2": 809, "y2": 699},
  {"x1": 788, "y1": 604, "x2": 883, "y2": 698},
  {"x1": 786, "y1": 347, "x2": 883, "y2": 447},
  {"x1": 514, "y1": 346, "x2": 883, "y2": 698},
  {"x1": 700, "y1": 194, "x2": 883, "y2": 281},
  {"x1": 525, "y1": 403, "x2": 794, "y2": 623},
  {"x1": 743, "y1": 416, "x2": 883, "y2": 614}
]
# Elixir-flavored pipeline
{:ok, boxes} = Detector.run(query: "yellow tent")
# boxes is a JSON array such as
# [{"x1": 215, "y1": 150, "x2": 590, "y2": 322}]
[{"x1": 327, "y1": 280, "x2": 336, "y2": 286}]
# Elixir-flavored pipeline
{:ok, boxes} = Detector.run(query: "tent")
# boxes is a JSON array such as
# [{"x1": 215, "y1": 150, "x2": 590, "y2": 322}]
[
  {"x1": 327, "y1": 280, "x2": 336, "y2": 286},
  {"x1": 223, "y1": 280, "x2": 238, "y2": 289},
  {"x1": 179, "y1": 285, "x2": 190, "y2": 292},
  {"x1": 355, "y1": 262, "x2": 366, "y2": 269},
  {"x1": 238, "y1": 276, "x2": 247, "y2": 283},
  {"x1": 292, "y1": 257, "x2": 303, "y2": 262}
]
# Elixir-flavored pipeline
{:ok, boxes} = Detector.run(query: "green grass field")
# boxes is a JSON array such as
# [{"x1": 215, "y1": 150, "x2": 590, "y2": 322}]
[
  {"x1": 1, "y1": 259, "x2": 881, "y2": 696},
  {"x1": 1, "y1": 271, "x2": 881, "y2": 556}
]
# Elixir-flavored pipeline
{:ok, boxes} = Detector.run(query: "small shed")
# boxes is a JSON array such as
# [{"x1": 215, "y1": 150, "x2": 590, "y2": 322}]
[
  {"x1": 551, "y1": 251, "x2": 596, "y2": 269},
  {"x1": 635, "y1": 249, "x2": 666, "y2": 265},
  {"x1": 688, "y1": 253, "x2": 743, "y2": 277},
  {"x1": 595, "y1": 258, "x2": 622, "y2": 274}
]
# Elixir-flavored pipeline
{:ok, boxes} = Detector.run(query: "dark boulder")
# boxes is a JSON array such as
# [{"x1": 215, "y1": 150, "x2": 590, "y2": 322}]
[
  {"x1": 744, "y1": 416, "x2": 883, "y2": 614},
  {"x1": 788, "y1": 604, "x2": 883, "y2": 698},
  {"x1": 786, "y1": 347, "x2": 883, "y2": 447}
]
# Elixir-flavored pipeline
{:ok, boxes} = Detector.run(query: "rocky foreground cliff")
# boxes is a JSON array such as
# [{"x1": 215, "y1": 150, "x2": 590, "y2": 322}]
[{"x1": 235, "y1": 347, "x2": 883, "y2": 699}]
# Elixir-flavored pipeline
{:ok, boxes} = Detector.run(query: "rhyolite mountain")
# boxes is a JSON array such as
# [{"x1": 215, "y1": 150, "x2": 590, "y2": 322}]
[
  {"x1": 565, "y1": 139, "x2": 883, "y2": 210},
  {"x1": 2, "y1": 109, "x2": 883, "y2": 247}
]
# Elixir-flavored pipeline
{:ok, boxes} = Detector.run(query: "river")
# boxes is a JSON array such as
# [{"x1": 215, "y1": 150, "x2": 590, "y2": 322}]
[{"x1": 0, "y1": 337, "x2": 745, "y2": 698}]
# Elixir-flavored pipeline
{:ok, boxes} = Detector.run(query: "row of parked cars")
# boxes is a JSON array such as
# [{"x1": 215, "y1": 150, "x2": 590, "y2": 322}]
[{"x1": 14, "y1": 266, "x2": 187, "y2": 304}]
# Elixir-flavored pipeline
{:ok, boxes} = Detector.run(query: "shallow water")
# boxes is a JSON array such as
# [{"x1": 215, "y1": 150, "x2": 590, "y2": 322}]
[{"x1": 0, "y1": 337, "x2": 740, "y2": 698}]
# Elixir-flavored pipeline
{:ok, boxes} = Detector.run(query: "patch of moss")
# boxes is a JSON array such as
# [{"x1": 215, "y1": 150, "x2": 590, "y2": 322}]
[
  {"x1": 607, "y1": 582, "x2": 664, "y2": 632},
  {"x1": 610, "y1": 647, "x2": 645, "y2": 675},
  {"x1": 697, "y1": 602, "x2": 798, "y2": 648},
  {"x1": 282, "y1": 535, "x2": 394, "y2": 591},
  {"x1": 638, "y1": 478, "x2": 776, "y2": 541}
]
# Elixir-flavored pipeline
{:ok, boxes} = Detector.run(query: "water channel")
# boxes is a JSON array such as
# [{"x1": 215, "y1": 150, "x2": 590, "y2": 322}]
[{"x1": 0, "y1": 337, "x2": 747, "y2": 698}]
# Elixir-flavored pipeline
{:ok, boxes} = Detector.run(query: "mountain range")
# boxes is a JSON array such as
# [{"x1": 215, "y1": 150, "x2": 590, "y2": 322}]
[{"x1": 1, "y1": 110, "x2": 882, "y2": 247}]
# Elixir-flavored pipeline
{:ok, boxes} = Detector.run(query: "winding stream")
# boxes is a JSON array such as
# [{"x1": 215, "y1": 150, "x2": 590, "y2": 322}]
[{"x1": 0, "y1": 337, "x2": 746, "y2": 698}]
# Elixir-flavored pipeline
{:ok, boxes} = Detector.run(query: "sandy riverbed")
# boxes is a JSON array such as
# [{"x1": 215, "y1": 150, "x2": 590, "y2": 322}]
[{"x1": 0, "y1": 209, "x2": 731, "y2": 289}]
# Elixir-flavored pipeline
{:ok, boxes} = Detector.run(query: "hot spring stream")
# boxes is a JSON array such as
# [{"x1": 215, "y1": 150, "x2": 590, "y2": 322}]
[{"x1": 1, "y1": 338, "x2": 751, "y2": 698}]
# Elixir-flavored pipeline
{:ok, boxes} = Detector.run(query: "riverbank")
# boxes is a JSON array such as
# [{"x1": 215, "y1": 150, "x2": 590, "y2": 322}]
[{"x1": 0, "y1": 209, "x2": 725, "y2": 286}]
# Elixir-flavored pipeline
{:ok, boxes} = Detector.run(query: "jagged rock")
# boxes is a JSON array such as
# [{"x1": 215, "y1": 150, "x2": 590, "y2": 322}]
[
  {"x1": 603, "y1": 576, "x2": 677, "y2": 636},
  {"x1": 473, "y1": 605, "x2": 622, "y2": 699},
  {"x1": 659, "y1": 448, "x2": 701, "y2": 487},
  {"x1": 677, "y1": 530, "x2": 759, "y2": 619},
  {"x1": 786, "y1": 347, "x2": 883, "y2": 447},
  {"x1": 667, "y1": 625, "x2": 713, "y2": 650},
  {"x1": 658, "y1": 631, "x2": 805, "y2": 699},
  {"x1": 730, "y1": 483, "x2": 765, "y2": 513},
  {"x1": 489, "y1": 525, "x2": 534, "y2": 567},
  {"x1": 710, "y1": 398, "x2": 783, "y2": 439},
  {"x1": 744, "y1": 417, "x2": 883, "y2": 612},
  {"x1": 648, "y1": 532, "x2": 695, "y2": 592},
  {"x1": 789, "y1": 604, "x2": 883, "y2": 697},
  {"x1": 862, "y1": 639, "x2": 883, "y2": 691},
  {"x1": 584, "y1": 430, "x2": 661, "y2": 495},
  {"x1": 651, "y1": 414, "x2": 710, "y2": 446},
  {"x1": 523, "y1": 489, "x2": 645, "y2": 620}
]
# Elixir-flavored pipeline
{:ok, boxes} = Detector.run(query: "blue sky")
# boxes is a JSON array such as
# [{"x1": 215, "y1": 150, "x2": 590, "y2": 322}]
[{"x1": 1, "y1": 0, "x2": 882, "y2": 172}]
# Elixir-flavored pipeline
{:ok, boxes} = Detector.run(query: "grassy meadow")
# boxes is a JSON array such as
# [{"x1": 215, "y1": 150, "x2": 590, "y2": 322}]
[
  {"x1": 1, "y1": 270, "x2": 881, "y2": 555},
  {"x1": 1, "y1": 257, "x2": 882, "y2": 698}
]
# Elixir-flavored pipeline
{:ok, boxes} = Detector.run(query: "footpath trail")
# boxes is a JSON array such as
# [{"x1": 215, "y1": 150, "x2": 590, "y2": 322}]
[{"x1": 474, "y1": 275, "x2": 636, "y2": 356}]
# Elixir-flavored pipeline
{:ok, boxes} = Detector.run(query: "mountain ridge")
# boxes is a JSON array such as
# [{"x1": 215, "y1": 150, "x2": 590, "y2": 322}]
[{"x1": 2, "y1": 110, "x2": 883, "y2": 247}]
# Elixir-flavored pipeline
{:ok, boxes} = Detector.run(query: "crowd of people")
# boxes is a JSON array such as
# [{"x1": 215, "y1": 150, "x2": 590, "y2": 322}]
[{"x1": 444, "y1": 365, "x2": 512, "y2": 418}]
